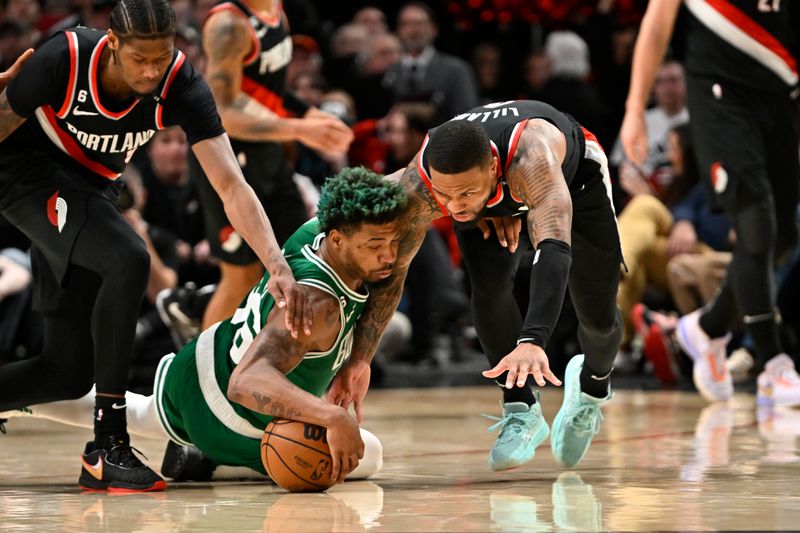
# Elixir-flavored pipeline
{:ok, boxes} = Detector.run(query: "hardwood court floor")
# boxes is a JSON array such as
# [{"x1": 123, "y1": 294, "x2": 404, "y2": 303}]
[{"x1": 2, "y1": 386, "x2": 800, "y2": 532}]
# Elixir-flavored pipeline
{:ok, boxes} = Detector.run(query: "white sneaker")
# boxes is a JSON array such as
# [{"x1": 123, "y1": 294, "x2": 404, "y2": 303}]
[
  {"x1": 757, "y1": 354, "x2": 800, "y2": 407},
  {"x1": 675, "y1": 309, "x2": 732, "y2": 402}
]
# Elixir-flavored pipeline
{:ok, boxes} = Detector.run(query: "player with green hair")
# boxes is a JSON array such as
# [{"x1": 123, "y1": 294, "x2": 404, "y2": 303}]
[{"x1": 2, "y1": 167, "x2": 406, "y2": 486}]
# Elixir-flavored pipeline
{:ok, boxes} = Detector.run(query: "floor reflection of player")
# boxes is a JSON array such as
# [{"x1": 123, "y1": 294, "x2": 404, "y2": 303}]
[{"x1": 489, "y1": 472, "x2": 603, "y2": 533}]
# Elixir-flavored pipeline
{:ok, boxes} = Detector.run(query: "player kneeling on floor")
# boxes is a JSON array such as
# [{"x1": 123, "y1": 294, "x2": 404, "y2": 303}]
[{"x1": 2, "y1": 167, "x2": 404, "y2": 485}]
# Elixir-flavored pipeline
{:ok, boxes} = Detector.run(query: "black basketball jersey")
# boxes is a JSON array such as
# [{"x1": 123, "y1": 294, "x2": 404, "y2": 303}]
[
  {"x1": 5, "y1": 28, "x2": 224, "y2": 181},
  {"x1": 207, "y1": 0, "x2": 292, "y2": 116},
  {"x1": 684, "y1": 0, "x2": 797, "y2": 92},
  {"x1": 418, "y1": 100, "x2": 594, "y2": 218}
]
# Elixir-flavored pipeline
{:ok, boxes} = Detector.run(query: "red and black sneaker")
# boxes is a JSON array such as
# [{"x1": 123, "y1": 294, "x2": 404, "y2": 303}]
[
  {"x1": 632, "y1": 304, "x2": 680, "y2": 385},
  {"x1": 79, "y1": 434, "x2": 167, "y2": 492}
]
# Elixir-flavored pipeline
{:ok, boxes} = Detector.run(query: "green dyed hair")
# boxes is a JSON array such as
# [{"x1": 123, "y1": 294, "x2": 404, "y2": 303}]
[{"x1": 317, "y1": 167, "x2": 407, "y2": 235}]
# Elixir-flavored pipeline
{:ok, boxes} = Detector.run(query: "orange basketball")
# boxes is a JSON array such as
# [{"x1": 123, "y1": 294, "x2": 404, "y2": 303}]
[{"x1": 261, "y1": 419, "x2": 336, "y2": 492}]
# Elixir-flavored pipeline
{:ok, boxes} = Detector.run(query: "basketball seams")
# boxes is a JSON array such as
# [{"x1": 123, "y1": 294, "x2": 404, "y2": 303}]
[
  {"x1": 263, "y1": 441, "x2": 331, "y2": 490},
  {"x1": 264, "y1": 430, "x2": 332, "y2": 456}
]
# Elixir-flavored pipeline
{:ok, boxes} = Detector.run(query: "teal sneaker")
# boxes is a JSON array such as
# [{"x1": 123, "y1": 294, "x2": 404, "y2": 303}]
[
  {"x1": 551, "y1": 354, "x2": 611, "y2": 468},
  {"x1": 485, "y1": 394, "x2": 550, "y2": 471}
]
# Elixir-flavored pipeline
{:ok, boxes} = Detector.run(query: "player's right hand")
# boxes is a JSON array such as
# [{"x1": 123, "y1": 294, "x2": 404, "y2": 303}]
[
  {"x1": 267, "y1": 266, "x2": 313, "y2": 338},
  {"x1": 619, "y1": 109, "x2": 648, "y2": 166},
  {"x1": 296, "y1": 117, "x2": 354, "y2": 158},
  {"x1": 326, "y1": 410, "x2": 364, "y2": 484},
  {"x1": 476, "y1": 216, "x2": 522, "y2": 253},
  {"x1": 0, "y1": 48, "x2": 33, "y2": 93}
]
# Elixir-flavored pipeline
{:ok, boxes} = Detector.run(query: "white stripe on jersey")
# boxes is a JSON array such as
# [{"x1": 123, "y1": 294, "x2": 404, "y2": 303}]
[
  {"x1": 685, "y1": 0, "x2": 798, "y2": 86},
  {"x1": 34, "y1": 107, "x2": 69, "y2": 154},
  {"x1": 196, "y1": 323, "x2": 263, "y2": 440}
]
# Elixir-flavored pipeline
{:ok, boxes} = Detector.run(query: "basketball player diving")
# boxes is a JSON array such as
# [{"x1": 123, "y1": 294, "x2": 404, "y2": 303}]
[{"x1": 328, "y1": 100, "x2": 624, "y2": 472}]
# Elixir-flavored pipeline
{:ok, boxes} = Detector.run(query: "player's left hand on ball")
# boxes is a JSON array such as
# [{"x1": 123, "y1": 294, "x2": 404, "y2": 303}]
[{"x1": 482, "y1": 343, "x2": 562, "y2": 388}]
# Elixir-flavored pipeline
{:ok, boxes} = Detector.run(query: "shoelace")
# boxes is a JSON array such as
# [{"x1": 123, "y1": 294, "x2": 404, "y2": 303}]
[
  {"x1": 107, "y1": 443, "x2": 149, "y2": 469},
  {"x1": 568, "y1": 403, "x2": 604, "y2": 437},
  {"x1": 483, "y1": 412, "x2": 538, "y2": 443}
]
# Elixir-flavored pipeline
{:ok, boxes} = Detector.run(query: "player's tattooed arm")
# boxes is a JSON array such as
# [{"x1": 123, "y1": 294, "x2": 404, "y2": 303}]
[
  {"x1": 506, "y1": 119, "x2": 572, "y2": 246},
  {"x1": 348, "y1": 159, "x2": 441, "y2": 364},
  {"x1": 202, "y1": 11, "x2": 285, "y2": 140},
  {"x1": 0, "y1": 90, "x2": 26, "y2": 144},
  {"x1": 228, "y1": 287, "x2": 347, "y2": 428}
]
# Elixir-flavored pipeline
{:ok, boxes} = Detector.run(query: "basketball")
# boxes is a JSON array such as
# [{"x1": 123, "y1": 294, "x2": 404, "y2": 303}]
[{"x1": 261, "y1": 419, "x2": 336, "y2": 492}]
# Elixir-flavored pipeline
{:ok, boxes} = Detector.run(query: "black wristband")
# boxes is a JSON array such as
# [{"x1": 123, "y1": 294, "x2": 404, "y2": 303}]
[{"x1": 518, "y1": 238, "x2": 572, "y2": 349}]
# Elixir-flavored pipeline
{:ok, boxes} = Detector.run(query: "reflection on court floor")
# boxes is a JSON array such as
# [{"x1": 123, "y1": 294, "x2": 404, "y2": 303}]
[{"x1": 2, "y1": 387, "x2": 800, "y2": 532}]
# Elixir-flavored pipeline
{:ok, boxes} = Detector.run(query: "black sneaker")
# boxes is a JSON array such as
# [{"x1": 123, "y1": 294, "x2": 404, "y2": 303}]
[
  {"x1": 79, "y1": 434, "x2": 167, "y2": 492},
  {"x1": 0, "y1": 418, "x2": 6, "y2": 434},
  {"x1": 155, "y1": 283, "x2": 212, "y2": 349},
  {"x1": 160, "y1": 440, "x2": 216, "y2": 482}
]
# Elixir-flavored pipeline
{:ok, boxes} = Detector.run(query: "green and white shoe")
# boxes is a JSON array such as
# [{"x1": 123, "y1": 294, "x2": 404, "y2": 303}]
[
  {"x1": 485, "y1": 393, "x2": 550, "y2": 471},
  {"x1": 551, "y1": 354, "x2": 612, "y2": 468}
]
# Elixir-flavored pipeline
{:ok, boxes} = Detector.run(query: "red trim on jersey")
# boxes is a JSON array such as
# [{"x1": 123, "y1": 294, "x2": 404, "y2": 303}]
[
  {"x1": 240, "y1": 75, "x2": 289, "y2": 116},
  {"x1": 705, "y1": 0, "x2": 798, "y2": 76},
  {"x1": 155, "y1": 52, "x2": 186, "y2": 129},
  {"x1": 486, "y1": 182, "x2": 504, "y2": 208},
  {"x1": 240, "y1": 0, "x2": 281, "y2": 26},
  {"x1": 206, "y1": 3, "x2": 261, "y2": 65},
  {"x1": 56, "y1": 32, "x2": 79, "y2": 119},
  {"x1": 89, "y1": 36, "x2": 142, "y2": 120},
  {"x1": 581, "y1": 126, "x2": 604, "y2": 152},
  {"x1": 504, "y1": 118, "x2": 529, "y2": 175},
  {"x1": 41, "y1": 106, "x2": 120, "y2": 180},
  {"x1": 417, "y1": 135, "x2": 449, "y2": 216}
]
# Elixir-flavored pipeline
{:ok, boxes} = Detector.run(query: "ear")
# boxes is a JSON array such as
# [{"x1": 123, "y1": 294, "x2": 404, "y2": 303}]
[
  {"x1": 490, "y1": 153, "x2": 499, "y2": 177},
  {"x1": 107, "y1": 30, "x2": 118, "y2": 50},
  {"x1": 328, "y1": 228, "x2": 344, "y2": 247}
]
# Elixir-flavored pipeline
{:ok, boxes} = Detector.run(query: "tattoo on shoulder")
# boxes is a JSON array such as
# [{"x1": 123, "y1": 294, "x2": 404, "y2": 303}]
[{"x1": 207, "y1": 17, "x2": 248, "y2": 62}]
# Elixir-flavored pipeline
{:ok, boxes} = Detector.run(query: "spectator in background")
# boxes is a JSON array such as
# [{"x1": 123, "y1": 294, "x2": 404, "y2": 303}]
[
  {"x1": 46, "y1": 0, "x2": 114, "y2": 36},
  {"x1": 611, "y1": 60, "x2": 688, "y2": 196},
  {"x1": 286, "y1": 34, "x2": 322, "y2": 87},
  {"x1": 352, "y1": 6, "x2": 388, "y2": 35},
  {"x1": 384, "y1": 1, "x2": 478, "y2": 120},
  {"x1": 174, "y1": 24, "x2": 203, "y2": 74},
  {"x1": 616, "y1": 124, "x2": 730, "y2": 376},
  {"x1": 325, "y1": 22, "x2": 370, "y2": 91},
  {"x1": 2, "y1": 0, "x2": 41, "y2": 47},
  {"x1": 538, "y1": 31, "x2": 612, "y2": 149},
  {"x1": 521, "y1": 50, "x2": 551, "y2": 101},
  {"x1": 471, "y1": 42, "x2": 504, "y2": 104},
  {"x1": 352, "y1": 32, "x2": 401, "y2": 119},
  {"x1": 291, "y1": 70, "x2": 327, "y2": 110},
  {"x1": 0, "y1": 22, "x2": 25, "y2": 70}
]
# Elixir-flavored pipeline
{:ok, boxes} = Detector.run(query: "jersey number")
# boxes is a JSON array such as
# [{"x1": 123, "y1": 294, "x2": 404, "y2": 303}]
[
  {"x1": 77, "y1": 90, "x2": 88, "y2": 103},
  {"x1": 758, "y1": 0, "x2": 781, "y2": 12},
  {"x1": 229, "y1": 288, "x2": 264, "y2": 364}
]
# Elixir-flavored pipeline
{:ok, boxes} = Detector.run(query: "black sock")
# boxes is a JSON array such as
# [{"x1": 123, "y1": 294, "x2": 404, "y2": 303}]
[
  {"x1": 94, "y1": 395, "x2": 127, "y2": 444},
  {"x1": 495, "y1": 375, "x2": 536, "y2": 405},
  {"x1": 745, "y1": 313, "x2": 782, "y2": 364},
  {"x1": 580, "y1": 365, "x2": 610, "y2": 399}
]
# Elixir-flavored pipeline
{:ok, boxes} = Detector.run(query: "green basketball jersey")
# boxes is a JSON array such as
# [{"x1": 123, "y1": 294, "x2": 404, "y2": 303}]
[{"x1": 154, "y1": 219, "x2": 368, "y2": 471}]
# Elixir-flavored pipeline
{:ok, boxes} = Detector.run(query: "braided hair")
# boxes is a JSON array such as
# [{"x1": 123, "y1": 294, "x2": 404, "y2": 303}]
[{"x1": 110, "y1": 0, "x2": 176, "y2": 43}]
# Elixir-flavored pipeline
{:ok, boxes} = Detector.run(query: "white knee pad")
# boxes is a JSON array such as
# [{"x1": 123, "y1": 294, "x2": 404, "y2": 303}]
[{"x1": 348, "y1": 428, "x2": 383, "y2": 480}]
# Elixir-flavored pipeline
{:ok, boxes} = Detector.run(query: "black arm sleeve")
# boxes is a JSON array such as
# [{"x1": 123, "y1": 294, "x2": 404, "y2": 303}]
[
  {"x1": 161, "y1": 59, "x2": 225, "y2": 145},
  {"x1": 518, "y1": 238, "x2": 572, "y2": 349},
  {"x1": 282, "y1": 91, "x2": 311, "y2": 117},
  {"x1": 6, "y1": 33, "x2": 70, "y2": 118}
]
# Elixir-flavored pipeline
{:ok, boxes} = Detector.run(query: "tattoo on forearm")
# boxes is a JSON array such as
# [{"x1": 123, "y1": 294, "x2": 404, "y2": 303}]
[{"x1": 253, "y1": 391, "x2": 271, "y2": 412}]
